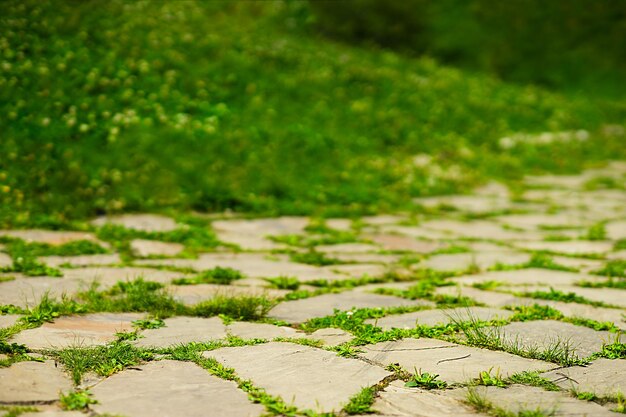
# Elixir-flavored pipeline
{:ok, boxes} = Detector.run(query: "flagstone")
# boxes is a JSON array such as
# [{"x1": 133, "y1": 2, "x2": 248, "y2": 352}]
[
  {"x1": 513, "y1": 240, "x2": 614, "y2": 255},
  {"x1": 61, "y1": 266, "x2": 188, "y2": 289},
  {"x1": 225, "y1": 321, "x2": 298, "y2": 340},
  {"x1": 379, "y1": 225, "x2": 452, "y2": 240},
  {"x1": 433, "y1": 286, "x2": 527, "y2": 307},
  {"x1": 493, "y1": 213, "x2": 590, "y2": 230},
  {"x1": 421, "y1": 251, "x2": 530, "y2": 272},
  {"x1": 20, "y1": 411, "x2": 85, "y2": 417},
  {"x1": 133, "y1": 317, "x2": 227, "y2": 347},
  {"x1": 329, "y1": 263, "x2": 387, "y2": 278},
  {"x1": 544, "y1": 358, "x2": 626, "y2": 397},
  {"x1": 315, "y1": 243, "x2": 380, "y2": 253},
  {"x1": 11, "y1": 313, "x2": 142, "y2": 349},
  {"x1": 359, "y1": 338, "x2": 555, "y2": 383},
  {"x1": 0, "y1": 360, "x2": 72, "y2": 403},
  {"x1": 268, "y1": 291, "x2": 432, "y2": 324},
  {"x1": 0, "y1": 230, "x2": 103, "y2": 246},
  {"x1": 368, "y1": 381, "x2": 486, "y2": 417},
  {"x1": 0, "y1": 277, "x2": 84, "y2": 308},
  {"x1": 551, "y1": 285, "x2": 626, "y2": 308},
  {"x1": 497, "y1": 320, "x2": 622, "y2": 358},
  {"x1": 606, "y1": 220, "x2": 626, "y2": 240},
  {"x1": 0, "y1": 253, "x2": 12, "y2": 268},
  {"x1": 91, "y1": 214, "x2": 179, "y2": 232},
  {"x1": 130, "y1": 239, "x2": 184, "y2": 257},
  {"x1": 324, "y1": 218, "x2": 353, "y2": 231},
  {"x1": 361, "y1": 215, "x2": 406, "y2": 225},
  {"x1": 413, "y1": 194, "x2": 512, "y2": 213},
  {"x1": 303, "y1": 328, "x2": 353, "y2": 346},
  {"x1": 461, "y1": 385, "x2": 616, "y2": 416},
  {"x1": 420, "y1": 220, "x2": 539, "y2": 241},
  {"x1": 453, "y1": 268, "x2": 599, "y2": 287},
  {"x1": 39, "y1": 253, "x2": 121, "y2": 267},
  {"x1": 204, "y1": 342, "x2": 391, "y2": 413},
  {"x1": 366, "y1": 307, "x2": 514, "y2": 330},
  {"x1": 331, "y1": 252, "x2": 401, "y2": 264},
  {"x1": 365, "y1": 234, "x2": 441, "y2": 252},
  {"x1": 168, "y1": 284, "x2": 287, "y2": 306},
  {"x1": 531, "y1": 300, "x2": 626, "y2": 328},
  {"x1": 91, "y1": 360, "x2": 265, "y2": 417},
  {"x1": 0, "y1": 314, "x2": 21, "y2": 329}
]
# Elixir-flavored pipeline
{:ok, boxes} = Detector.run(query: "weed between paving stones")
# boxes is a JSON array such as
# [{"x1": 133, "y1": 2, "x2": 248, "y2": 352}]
[
  {"x1": 171, "y1": 266, "x2": 244, "y2": 285},
  {"x1": 0, "y1": 406, "x2": 39, "y2": 417},
  {"x1": 519, "y1": 287, "x2": 614, "y2": 308},
  {"x1": 466, "y1": 386, "x2": 556, "y2": 417}
]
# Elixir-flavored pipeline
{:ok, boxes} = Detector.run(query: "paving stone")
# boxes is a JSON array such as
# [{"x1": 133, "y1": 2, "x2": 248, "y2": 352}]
[
  {"x1": 168, "y1": 284, "x2": 288, "y2": 306},
  {"x1": 20, "y1": 411, "x2": 85, "y2": 417},
  {"x1": 366, "y1": 307, "x2": 514, "y2": 330},
  {"x1": 531, "y1": 300, "x2": 626, "y2": 328},
  {"x1": 608, "y1": 250, "x2": 626, "y2": 260},
  {"x1": 329, "y1": 263, "x2": 387, "y2": 278},
  {"x1": 205, "y1": 342, "x2": 391, "y2": 413},
  {"x1": 553, "y1": 285, "x2": 626, "y2": 308},
  {"x1": 550, "y1": 255, "x2": 605, "y2": 271},
  {"x1": 361, "y1": 215, "x2": 406, "y2": 225},
  {"x1": 606, "y1": 220, "x2": 626, "y2": 240},
  {"x1": 462, "y1": 385, "x2": 616, "y2": 416},
  {"x1": 225, "y1": 321, "x2": 298, "y2": 340},
  {"x1": 61, "y1": 266, "x2": 187, "y2": 289},
  {"x1": 130, "y1": 239, "x2": 184, "y2": 257},
  {"x1": 302, "y1": 328, "x2": 353, "y2": 346},
  {"x1": 513, "y1": 240, "x2": 614, "y2": 255},
  {"x1": 498, "y1": 320, "x2": 622, "y2": 358},
  {"x1": 212, "y1": 217, "x2": 308, "y2": 250},
  {"x1": 0, "y1": 277, "x2": 84, "y2": 308},
  {"x1": 493, "y1": 213, "x2": 590, "y2": 230},
  {"x1": 91, "y1": 360, "x2": 264, "y2": 417},
  {"x1": 133, "y1": 317, "x2": 227, "y2": 347},
  {"x1": 324, "y1": 218, "x2": 353, "y2": 231},
  {"x1": 316, "y1": 243, "x2": 381, "y2": 253},
  {"x1": 331, "y1": 252, "x2": 401, "y2": 264},
  {"x1": 268, "y1": 291, "x2": 432, "y2": 324},
  {"x1": 365, "y1": 234, "x2": 441, "y2": 252},
  {"x1": 0, "y1": 230, "x2": 102, "y2": 246},
  {"x1": 544, "y1": 358, "x2": 626, "y2": 397},
  {"x1": 91, "y1": 214, "x2": 179, "y2": 232},
  {"x1": 0, "y1": 314, "x2": 21, "y2": 329},
  {"x1": 359, "y1": 338, "x2": 555, "y2": 383},
  {"x1": 39, "y1": 253, "x2": 121, "y2": 267},
  {"x1": 453, "y1": 268, "x2": 599, "y2": 287},
  {"x1": 420, "y1": 220, "x2": 540, "y2": 241},
  {"x1": 421, "y1": 251, "x2": 530, "y2": 272},
  {"x1": 433, "y1": 286, "x2": 527, "y2": 307},
  {"x1": 11, "y1": 313, "x2": 142, "y2": 349},
  {"x1": 367, "y1": 380, "x2": 486, "y2": 417},
  {"x1": 379, "y1": 225, "x2": 452, "y2": 240},
  {"x1": 0, "y1": 360, "x2": 72, "y2": 403},
  {"x1": 0, "y1": 253, "x2": 11, "y2": 268}
]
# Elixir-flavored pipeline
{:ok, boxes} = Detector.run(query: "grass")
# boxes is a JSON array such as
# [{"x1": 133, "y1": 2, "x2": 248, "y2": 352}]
[
  {"x1": 343, "y1": 386, "x2": 376, "y2": 414},
  {"x1": 0, "y1": 407, "x2": 39, "y2": 417},
  {"x1": 593, "y1": 334, "x2": 626, "y2": 359},
  {"x1": 172, "y1": 266, "x2": 244, "y2": 285},
  {"x1": 265, "y1": 276, "x2": 301, "y2": 290},
  {"x1": 520, "y1": 288, "x2": 608, "y2": 308},
  {"x1": 405, "y1": 369, "x2": 447, "y2": 390},
  {"x1": 60, "y1": 390, "x2": 97, "y2": 411},
  {"x1": 466, "y1": 387, "x2": 556, "y2": 417},
  {"x1": 584, "y1": 223, "x2": 607, "y2": 241},
  {"x1": 508, "y1": 371, "x2": 560, "y2": 391},
  {"x1": 2, "y1": 0, "x2": 626, "y2": 226},
  {"x1": 290, "y1": 250, "x2": 345, "y2": 266},
  {"x1": 476, "y1": 368, "x2": 508, "y2": 388},
  {"x1": 192, "y1": 294, "x2": 276, "y2": 321},
  {"x1": 375, "y1": 274, "x2": 482, "y2": 307},
  {"x1": 524, "y1": 253, "x2": 578, "y2": 272},
  {"x1": 593, "y1": 260, "x2": 626, "y2": 278}
]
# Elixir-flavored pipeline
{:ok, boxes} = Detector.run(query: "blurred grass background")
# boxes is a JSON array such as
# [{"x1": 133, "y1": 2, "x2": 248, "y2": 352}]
[{"x1": 1, "y1": 0, "x2": 625, "y2": 226}]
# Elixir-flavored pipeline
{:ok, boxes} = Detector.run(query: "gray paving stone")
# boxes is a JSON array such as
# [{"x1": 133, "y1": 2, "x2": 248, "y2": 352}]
[
  {"x1": 530, "y1": 300, "x2": 626, "y2": 329},
  {"x1": 168, "y1": 283, "x2": 287, "y2": 306},
  {"x1": 0, "y1": 230, "x2": 102, "y2": 246},
  {"x1": 331, "y1": 252, "x2": 401, "y2": 264},
  {"x1": 268, "y1": 291, "x2": 432, "y2": 324},
  {"x1": 544, "y1": 358, "x2": 626, "y2": 397},
  {"x1": 0, "y1": 360, "x2": 72, "y2": 403},
  {"x1": 513, "y1": 240, "x2": 614, "y2": 255},
  {"x1": 433, "y1": 286, "x2": 527, "y2": 307},
  {"x1": 421, "y1": 251, "x2": 530, "y2": 272},
  {"x1": 368, "y1": 380, "x2": 486, "y2": 417},
  {"x1": 0, "y1": 314, "x2": 21, "y2": 329},
  {"x1": 39, "y1": 254, "x2": 121, "y2": 267},
  {"x1": 453, "y1": 268, "x2": 599, "y2": 287},
  {"x1": 226, "y1": 321, "x2": 298, "y2": 340},
  {"x1": 359, "y1": 338, "x2": 555, "y2": 383},
  {"x1": 133, "y1": 317, "x2": 227, "y2": 348},
  {"x1": 366, "y1": 307, "x2": 514, "y2": 330},
  {"x1": 130, "y1": 239, "x2": 184, "y2": 257},
  {"x1": 204, "y1": 342, "x2": 391, "y2": 413},
  {"x1": 11, "y1": 313, "x2": 142, "y2": 349},
  {"x1": 91, "y1": 360, "x2": 264, "y2": 417},
  {"x1": 91, "y1": 214, "x2": 179, "y2": 232},
  {"x1": 554, "y1": 285, "x2": 626, "y2": 308},
  {"x1": 498, "y1": 320, "x2": 622, "y2": 358},
  {"x1": 461, "y1": 385, "x2": 616, "y2": 416},
  {"x1": 302, "y1": 328, "x2": 353, "y2": 346}
]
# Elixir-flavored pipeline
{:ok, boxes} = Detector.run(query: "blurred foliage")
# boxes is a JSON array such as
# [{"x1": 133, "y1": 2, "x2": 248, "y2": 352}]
[
  {"x1": 309, "y1": 0, "x2": 626, "y2": 94},
  {"x1": 0, "y1": 0, "x2": 625, "y2": 226}
]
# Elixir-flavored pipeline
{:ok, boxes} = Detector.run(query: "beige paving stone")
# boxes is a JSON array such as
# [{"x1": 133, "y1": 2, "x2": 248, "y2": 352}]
[
  {"x1": 324, "y1": 218, "x2": 353, "y2": 231},
  {"x1": 420, "y1": 220, "x2": 540, "y2": 241},
  {"x1": 365, "y1": 234, "x2": 441, "y2": 252},
  {"x1": 0, "y1": 253, "x2": 11, "y2": 268},
  {"x1": 462, "y1": 385, "x2": 616, "y2": 416},
  {"x1": 433, "y1": 286, "x2": 527, "y2": 307},
  {"x1": 360, "y1": 338, "x2": 555, "y2": 383},
  {"x1": 493, "y1": 213, "x2": 590, "y2": 230},
  {"x1": 133, "y1": 317, "x2": 227, "y2": 347},
  {"x1": 550, "y1": 255, "x2": 604, "y2": 272},
  {"x1": 366, "y1": 307, "x2": 514, "y2": 330},
  {"x1": 498, "y1": 320, "x2": 622, "y2": 358},
  {"x1": 302, "y1": 328, "x2": 353, "y2": 346},
  {"x1": 331, "y1": 252, "x2": 401, "y2": 264},
  {"x1": 513, "y1": 240, "x2": 614, "y2": 255},
  {"x1": 362, "y1": 215, "x2": 406, "y2": 226},
  {"x1": 330, "y1": 263, "x2": 387, "y2": 278},
  {"x1": 205, "y1": 342, "x2": 391, "y2": 413},
  {"x1": 20, "y1": 411, "x2": 84, "y2": 417},
  {"x1": 316, "y1": 243, "x2": 381, "y2": 253},
  {"x1": 368, "y1": 380, "x2": 486, "y2": 417},
  {"x1": 0, "y1": 230, "x2": 102, "y2": 246},
  {"x1": 0, "y1": 360, "x2": 72, "y2": 403},
  {"x1": 213, "y1": 232, "x2": 285, "y2": 250},
  {"x1": 91, "y1": 360, "x2": 264, "y2": 417},
  {"x1": 453, "y1": 268, "x2": 600, "y2": 287},
  {"x1": 413, "y1": 194, "x2": 512, "y2": 213},
  {"x1": 268, "y1": 291, "x2": 432, "y2": 324},
  {"x1": 0, "y1": 314, "x2": 21, "y2": 329},
  {"x1": 608, "y1": 250, "x2": 626, "y2": 260},
  {"x1": 421, "y1": 251, "x2": 530, "y2": 272},
  {"x1": 379, "y1": 225, "x2": 452, "y2": 240},
  {"x1": 11, "y1": 313, "x2": 142, "y2": 349},
  {"x1": 0, "y1": 277, "x2": 84, "y2": 308},
  {"x1": 544, "y1": 358, "x2": 626, "y2": 397},
  {"x1": 168, "y1": 284, "x2": 287, "y2": 306},
  {"x1": 606, "y1": 220, "x2": 626, "y2": 240},
  {"x1": 130, "y1": 239, "x2": 184, "y2": 257},
  {"x1": 61, "y1": 266, "x2": 187, "y2": 289},
  {"x1": 212, "y1": 217, "x2": 308, "y2": 250},
  {"x1": 531, "y1": 300, "x2": 626, "y2": 328},
  {"x1": 226, "y1": 321, "x2": 298, "y2": 340},
  {"x1": 553, "y1": 285, "x2": 626, "y2": 308},
  {"x1": 39, "y1": 253, "x2": 121, "y2": 267},
  {"x1": 91, "y1": 214, "x2": 179, "y2": 232}
]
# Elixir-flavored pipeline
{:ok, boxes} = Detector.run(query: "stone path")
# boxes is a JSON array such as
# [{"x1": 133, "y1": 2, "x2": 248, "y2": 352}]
[{"x1": 1, "y1": 166, "x2": 626, "y2": 416}]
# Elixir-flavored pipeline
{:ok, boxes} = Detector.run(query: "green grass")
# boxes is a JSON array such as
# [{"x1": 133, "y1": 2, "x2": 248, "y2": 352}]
[
  {"x1": 593, "y1": 260, "x2": 626, "y2": 278},
  {"x1": 192, "y1": 294, "x2": 276, "y2": 321},
  {"x1": 2, "y1": 0, "x2": 626, "y2": 226},
  {"x1": 466, "y1": 387, "x2": 556, "y2": 417},
  {"x1": 60, "y1": 390, "x2": 97, "y2": 411},
  {"x1": 520, "y1": 288, "x2": 608, "y2": 308},
  {"x1": 172, "y1": 266, "x2": 244, "y2": 285},
  {"x1": 476, "y1": 368, "x2": 508, "y2": 388},
  {"x1": 508, "y1": 371, "x2": 560, "y2": 391},
  {"x1": 265, "y1": 276, "x2": 301, "y2": 290},
  {"x1": 405, "y1": 369, "x2": 447, "y2": 389},
  {"x1": 290, "y1": 250, "x2": 345, "y2": 266},
  {"x1": 343, "y1": 386, "x2": 376, "y2": 414}
]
